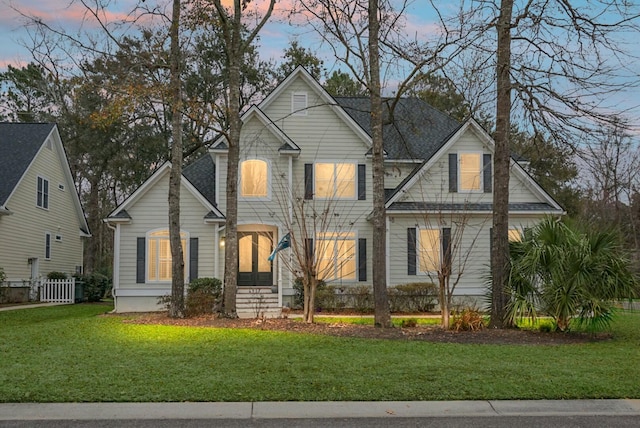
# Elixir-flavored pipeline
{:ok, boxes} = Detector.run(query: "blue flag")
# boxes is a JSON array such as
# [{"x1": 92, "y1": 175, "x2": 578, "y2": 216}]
[{"x1": 268, "y1": 233, "x2": 290, "y2": 261}]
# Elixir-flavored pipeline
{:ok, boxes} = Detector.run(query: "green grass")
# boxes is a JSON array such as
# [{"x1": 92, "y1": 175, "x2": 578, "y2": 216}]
[
  {"x1": 307, "y1": 316, "x2": 441, "y2": 327},
  {"x1": 1, "y1": 303, "x2": 639, "y2": 402}
]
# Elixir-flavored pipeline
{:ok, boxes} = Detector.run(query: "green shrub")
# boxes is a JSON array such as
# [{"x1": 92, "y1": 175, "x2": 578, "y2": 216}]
[
  {"x1": 186, "y1": 277, "x2": 222, "y2": 317},
  {"x1": 351, "y1": 285, "x2": 373, "y2": 313},
  {"x1": 47, "y1": 271, "x2": 67, "y2": 280},
  {"x1": 0, "y1": 267, "x2": 5, "y2": 284},
  {"x1": 538, "y1": 320, "x2": 555, "y2": 333},
  {"x1": 75, "y1": 272, "x2": 112, "y2": 302},
  {"x1": 389, "y1": 282, "x2": 438, "y2": 313},
  {"x1": 316, "y1": 285, "x2": 346, "y2": 312}
]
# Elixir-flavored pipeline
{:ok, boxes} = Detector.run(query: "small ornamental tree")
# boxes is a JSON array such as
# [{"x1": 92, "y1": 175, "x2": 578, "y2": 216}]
[{"x1": 509, "y1": 217, "x2": 639, "y2": 331}]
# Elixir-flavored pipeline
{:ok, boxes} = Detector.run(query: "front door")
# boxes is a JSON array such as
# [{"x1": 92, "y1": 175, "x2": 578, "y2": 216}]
[{"x1": 238, "y1": 232, "x2": 273, "y2": 286}]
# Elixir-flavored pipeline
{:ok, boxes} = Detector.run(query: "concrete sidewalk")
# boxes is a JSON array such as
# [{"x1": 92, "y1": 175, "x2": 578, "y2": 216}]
[{"x1": 1, "y1": 400, "x2": 639, "y2": 420}]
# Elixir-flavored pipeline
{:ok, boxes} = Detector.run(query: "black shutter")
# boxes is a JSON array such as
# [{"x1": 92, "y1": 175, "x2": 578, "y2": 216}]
[
  {"x1": 358, "y1": 238, "x2": 367, "y2": 281},
  {"x1": 483, "y1": 154, "x2": 492, "y2": 193},
  {"x1": 358, "y1": 164, "x2": 366, "y2": 200},
  {"x1": 189, "y1": 237, "x2": 199, "y2": 282},
  {"x1": 136, "y1": 237, "x2": 145, "y2": 283},
  {"x1": 305, "y1": 238, "x2": 314, "y2": 265},
  {"x1": 407, "y1": 228, "x2": 417, "y2": 275},
  {"x1": 442, "y1": 228, "x2": 452, "y2": 270},
  {"x1": 449, "y1": 153, "x2": 458, "y2": 192},
  {"x1": 304, "y1": 164, "x2": 313, "y2": 199}
]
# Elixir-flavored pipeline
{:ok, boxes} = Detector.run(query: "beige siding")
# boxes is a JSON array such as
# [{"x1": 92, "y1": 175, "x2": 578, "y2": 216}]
[
  {"x1": 115, "y1": 171, "x2": 217, "y2": 311},
  {"x1": 0, "y1": 133, "x2": 83, "y2": 281}
]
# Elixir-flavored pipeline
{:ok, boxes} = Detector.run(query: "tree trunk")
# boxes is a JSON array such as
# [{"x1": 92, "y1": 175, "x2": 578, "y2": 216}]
[
  {"x1": 168, "y1": 0, "x2": 184, "y2": 318},
  {"x1": 489, "y1": 0, "x2": 514, "y2": 328},
  {"x1": 368, "y1": 0, "x2": 392, "y2": 328},
  {"x1": 221, "y1": 0, "x2": 244, "y2": 318},
  {"x1": 303, "y1": 274, "x2": 317, "y2": 323},
  {"x1": 439, "y1": 275, "x2": 450, "y2": 330}
]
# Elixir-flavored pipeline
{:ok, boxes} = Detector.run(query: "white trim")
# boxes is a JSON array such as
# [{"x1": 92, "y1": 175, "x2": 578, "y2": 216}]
[
  {"x1": 457, "y1": 151, "x2": 483, "y2": 193},
  {"x1": 291, "y1": 92, "x2": 308, "y2": 116},
  {"x1": 210, "y1": 106, "x2": 299, "y2": 153},
  {"x1": 258, "y1": 66, "x2": 372, "y2": 148},
  {"x1": 416, "y1": 227, "x2": 441, "y2": 275},
  {"x1": 313, "y1": 161, "x2": 358, "y2": 201},
  {"x1": 107, "y1": 162, "x2": 224, "y2": 221},
  {"x1": 387, "y1": 209, "x2": 561, "y2": 216},
  {"x1": 36, "y1": 175, "x2": 50, "y2": 210},
  {"x1": 385, "y1": 119, "x2": 564, "y2": 213}
]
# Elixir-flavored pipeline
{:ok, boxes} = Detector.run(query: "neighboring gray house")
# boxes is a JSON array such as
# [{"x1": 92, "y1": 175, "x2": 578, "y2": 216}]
[
  {"x1": 106, "y1": 67, "x2": 564, "y2": 316},
  {"x1": 0, "y1": 123, "x2": 90, "y2": 284}
]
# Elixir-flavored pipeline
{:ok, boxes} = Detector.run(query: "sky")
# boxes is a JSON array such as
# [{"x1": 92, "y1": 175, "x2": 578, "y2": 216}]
[{"x1": 0, "y1": 0, "x2": 638, "y2": 134}]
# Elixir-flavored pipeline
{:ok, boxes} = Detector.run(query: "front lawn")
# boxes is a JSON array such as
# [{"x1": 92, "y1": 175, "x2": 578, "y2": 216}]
[{"x1": 1, "y1": 303, "x2": 639, "y2": 402}]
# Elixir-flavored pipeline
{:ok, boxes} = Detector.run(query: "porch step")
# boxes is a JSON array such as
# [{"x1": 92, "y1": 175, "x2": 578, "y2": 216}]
[{"x1": 236, "y1": 287, "x2": 281, "y2": 319}]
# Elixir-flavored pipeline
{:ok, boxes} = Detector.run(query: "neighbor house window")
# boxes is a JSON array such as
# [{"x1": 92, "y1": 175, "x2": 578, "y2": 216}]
[
  {"x1": 317, "y1": 232, "x2": 356, "y2": 281},
  {"x1": 292, "y1": 92, "x2": 308, "y2": 116},
  {"x1": 459, "y1": 153, "x2": 482, "y2": 191},
  {"x1": 147, "y1": 230, "x2": 187, "y2": 282},
  {"x1": 44, "y1": 233, "x2": 51, "y2": 260},
  {"x1": 418, "y1": 229, "x2": 441, "y2": 273},
  {"x1": 240, "y1": 159, "x2": 268, "y2": 198},
  {"x1": 315, "y1": 163, "x2": 356, "y2": 199},
  {"x1": 37, "y1": 177, "x2": 49, "y2": 209}
]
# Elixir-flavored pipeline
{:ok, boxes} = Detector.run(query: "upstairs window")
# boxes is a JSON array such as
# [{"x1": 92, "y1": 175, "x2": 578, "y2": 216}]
[
  {"x1": 240, "y1": 159, "x2": 268, "y2": 198},
  {"x1": 37, "y1": 177, "x2": 49, "y2": 209},
  {"x1": 459, "y1": 153, "x2": 482, "y2": 191},
  {"x1": 147, "y1": 230, "x2": 187, "y2": 282},
  {"x1": 292, "y1": 92, "x2": 308, "y2": 116},
  {"x1": 315, "y1": 163, "x2": 356, "y2": 199}
]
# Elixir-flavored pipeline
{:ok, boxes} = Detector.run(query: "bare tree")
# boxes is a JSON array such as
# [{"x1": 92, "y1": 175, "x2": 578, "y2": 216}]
[
  {"x1": 434, "y1": 0, "x2": 640, "y2": 327},
  {"x1": 291, "y1": 0, "x2": 465, "y2": 327}
]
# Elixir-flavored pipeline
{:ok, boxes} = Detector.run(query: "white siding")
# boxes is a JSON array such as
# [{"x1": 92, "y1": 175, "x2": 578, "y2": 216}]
[{"x1": 0, "y1": 134, "x2": 83, "y2": 280}]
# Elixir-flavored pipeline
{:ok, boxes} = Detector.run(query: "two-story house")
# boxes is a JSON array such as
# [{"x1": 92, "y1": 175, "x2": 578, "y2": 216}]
[
  {"x1": 0, "y1": 123, "x2": 90, "y2": 285},
  {"x1": 106, "y1": 67, "x2": 564, "y2": 315}
]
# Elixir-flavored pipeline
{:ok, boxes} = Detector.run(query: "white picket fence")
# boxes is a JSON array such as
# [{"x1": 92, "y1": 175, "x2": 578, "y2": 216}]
[{"x1": 40, "y1": 278, "x2": 76, "y2": 303}]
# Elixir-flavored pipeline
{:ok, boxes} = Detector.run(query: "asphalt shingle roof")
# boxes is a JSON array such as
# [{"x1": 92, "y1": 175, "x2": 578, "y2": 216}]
[
  {"x1": 0, "y1": 123, "x2": 56, "y2": 206},
  {"x1": 183, "y1": 154, "x2": 216, "y2": 207},
  {"x1": 387, "y1": 202, "x2": 560, "y2": 212},
  {"x1": 335, "y1": 97, "x2": 462, "y2": 161}
]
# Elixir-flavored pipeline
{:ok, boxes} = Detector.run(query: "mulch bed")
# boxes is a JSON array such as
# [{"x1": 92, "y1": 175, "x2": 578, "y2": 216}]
[{"x1": 116, "y1": 312, "x2": 613, "y2": 345}]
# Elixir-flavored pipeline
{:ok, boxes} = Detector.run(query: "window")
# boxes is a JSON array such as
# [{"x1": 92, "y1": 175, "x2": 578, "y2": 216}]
[
  {"x1": 508, "y1": 228, "x2": 522, "y2": 242},
  {"x1": 58, "y1": 183, "x2": 65, "y2": 191},
  {"x1": 44, "y1": 233, "x2": 51, "y2": 260},
  {"x1": 37, "y1": 177, "x2": 49, "y2": 209},
  {"x1": 418, "y1": 229, "x2": 441, "y2": 273},
  {"x1": 240, "y1": 159, "x2": 268, "y2": 198},
  {"x1": 317, "y1": 232, "x2": 356, "y2": 281},
  {"x1": 147, "y1": 230, "x2": 187, "y2": 282},
  {"x1": 55, "y1": 235, "x2": 62, "y2": 242},
  {"x1": 292, "y1": 92, "x2": 307, "y2": 116},
  {"x1": 315, "y1": 163, "x2": 356, "y2": 199},
  {"x1": 459, "y1": 153, "x2": 482, "y2": 191}
]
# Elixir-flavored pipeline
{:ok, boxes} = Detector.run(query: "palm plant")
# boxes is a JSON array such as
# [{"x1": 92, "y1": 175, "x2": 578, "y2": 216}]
[{"x1": 508, "y1": 217, "x2": 638, "y2": 331}]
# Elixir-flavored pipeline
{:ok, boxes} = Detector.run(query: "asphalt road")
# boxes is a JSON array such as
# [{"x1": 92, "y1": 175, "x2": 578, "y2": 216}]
[{"x1": 1, "y1": 416, "x2": 639, "y2": 427}]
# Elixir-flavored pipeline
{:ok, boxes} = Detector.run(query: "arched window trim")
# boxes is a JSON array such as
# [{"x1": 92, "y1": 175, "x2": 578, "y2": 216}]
[{"x1": 239, "y1": 157, "x2": 271, "y2": 201}]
